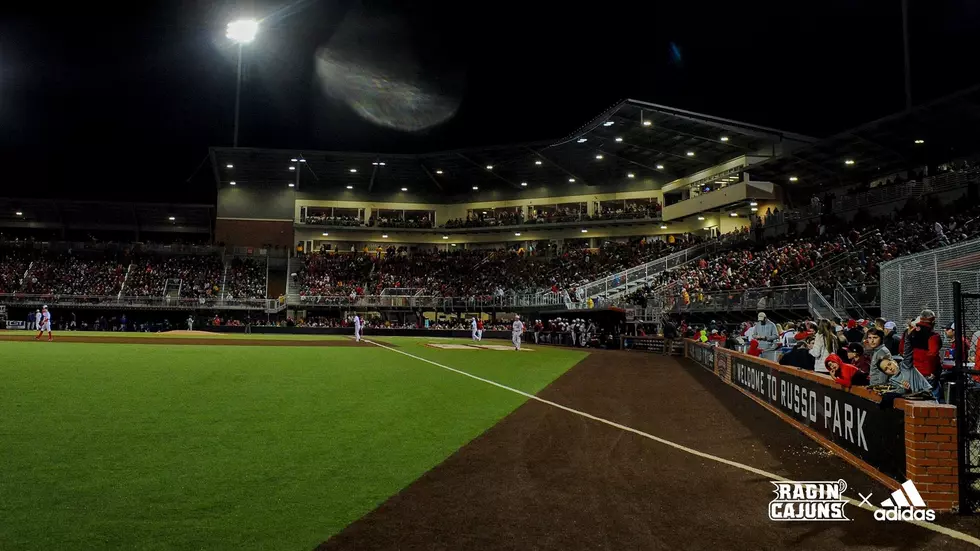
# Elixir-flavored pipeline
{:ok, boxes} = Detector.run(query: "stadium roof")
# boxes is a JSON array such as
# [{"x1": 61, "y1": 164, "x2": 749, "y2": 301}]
[
  {"x1": 210, "y1": 100, "x2": 815, "y2": 197},
  {"x1": 746, "y1": 84, "x2": 980, "y2": 188}
]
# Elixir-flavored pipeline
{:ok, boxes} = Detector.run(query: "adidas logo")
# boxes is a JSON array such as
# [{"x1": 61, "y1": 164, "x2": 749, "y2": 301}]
[{"x1": 873, "y1": 480, "x2": 936, "y2": 521}]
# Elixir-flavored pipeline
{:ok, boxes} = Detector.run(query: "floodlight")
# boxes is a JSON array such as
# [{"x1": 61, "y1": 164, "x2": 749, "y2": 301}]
[{"x1": 226, "y1": 19, "x2": 258, "y2": 44}]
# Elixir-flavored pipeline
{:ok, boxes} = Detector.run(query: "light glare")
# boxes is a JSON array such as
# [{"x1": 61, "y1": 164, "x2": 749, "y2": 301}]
[{"x1": 226, "y1": 19, "x2": 258, "y2": 44}]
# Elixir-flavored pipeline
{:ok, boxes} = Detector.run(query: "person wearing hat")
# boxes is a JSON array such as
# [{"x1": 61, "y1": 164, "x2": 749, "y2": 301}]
[
  {"x1": 882, "y1": 321, "x2": 901, "y2": 355},
  {"x1": 943, "y1": 322, "x2": 969, "y2": 364},
  {"x1": 753, "y1": 312, "x2": 778, "y2": 360}
]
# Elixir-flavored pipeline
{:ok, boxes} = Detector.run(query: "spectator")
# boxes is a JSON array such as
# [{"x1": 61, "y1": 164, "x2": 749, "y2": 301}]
[
  {"x1": 825, "y1": 353, "x2": 867, "y2": 387},
  {"x1": 901, "y1": 310, "x2": 942, "y2": 399},
  {"x1": 809, "y1": 319, "x2": 838, "y2": 374},
  {"x1": 780, "y1": 337, "x2": 816, "y2": 370},
  {"x1": 753, "y1": 312, "x2": 779, "y2": 360},
  {"x1": 843, "y1": 342, "x2": 870, "y2": 377},
  {"x1": 882, "y1": 321, "x2": 902, "y2": 355}
]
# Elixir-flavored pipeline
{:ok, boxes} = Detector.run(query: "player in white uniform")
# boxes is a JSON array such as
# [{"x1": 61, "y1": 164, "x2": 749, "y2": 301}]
[
  {"x1": 471, "y1": 317, "x2": 478, "y2": 341},
  {"x1": 35, "y1": 305, "x2": 53, "y2": 341},
  {"x1": 353, "y1": 314, "x2": 362, "y2": 342},
  {"x1": 33, "y1": 310, "x2": 41, "y2": 331},
  {"x1": 512, "y1": 315, "x2": 524, "y2": 351}
]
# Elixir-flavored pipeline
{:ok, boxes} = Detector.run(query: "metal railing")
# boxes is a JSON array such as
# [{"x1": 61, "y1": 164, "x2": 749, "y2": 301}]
[
  {"x1": 294, "y1": 293, "x2": 574, "y2": 310},
  {"x1": 0, "y1": 294, "x2": 279, "y2": 311},
  {"x1": 575, "y1": 241, "x2": 721, "y2": 301}
]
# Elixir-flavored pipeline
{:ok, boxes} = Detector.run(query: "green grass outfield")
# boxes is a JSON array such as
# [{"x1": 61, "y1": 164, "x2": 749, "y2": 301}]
[
  {"x1": 7, "y1": 330, "x2": 350, "y2": 340},
  {"x1": 0, "y1": 337, "x2": 586, "y2": 550}
]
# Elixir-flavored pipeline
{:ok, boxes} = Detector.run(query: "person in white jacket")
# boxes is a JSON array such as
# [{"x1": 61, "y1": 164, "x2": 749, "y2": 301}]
[{"x1": 809, "y1": 319, "x2": 839, "y2": 374}]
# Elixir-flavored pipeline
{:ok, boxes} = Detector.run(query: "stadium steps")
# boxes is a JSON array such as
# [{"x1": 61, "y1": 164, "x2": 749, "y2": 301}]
[
  {"x1": 285, "y1": 256, "x2": 303, "y2": 303},
  {"x1": 577, "y1": 241, "x2": 724, "y2": 304},
  {"x1": 219, "y1": 261, "x2": 229, "y2": 300},
  {"x1": 117, "y1": 263, "x2": 134, "y2": 299}
]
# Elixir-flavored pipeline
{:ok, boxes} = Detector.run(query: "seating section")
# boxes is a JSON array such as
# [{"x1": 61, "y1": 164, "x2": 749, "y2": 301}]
[
  {"x1": 295, "y1": 237, "x2": 701, "y2": 301},
  {"x1": 0, "y1": 250, "x2": 268, "y2": 299}
]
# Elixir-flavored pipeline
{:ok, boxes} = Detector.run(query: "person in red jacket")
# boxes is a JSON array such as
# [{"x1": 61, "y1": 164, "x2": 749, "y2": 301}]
[
  {"x1": 747, "y1": 339, "x2": 763, "y2": 357},
  {"x1": 825, "y1": 353, "x2": 868, "y2": 387},
  {"x1": 899, "y1": 310, "x2": 942, "y2": 400}
]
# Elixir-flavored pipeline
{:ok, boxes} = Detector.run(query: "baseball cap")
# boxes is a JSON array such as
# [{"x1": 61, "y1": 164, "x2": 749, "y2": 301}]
[
  {"x1": 884, "y1": 321, "x2": 897, "y2": 330},
  {"x1": 835, "y1": 325, "x2": 843, "y2": 332},
  {"x1": 945, "y1": 322, "x2": 955, "y2": 330},
  {"x1": 757, "y1": 312, "x2": 766, "y2": 321}
]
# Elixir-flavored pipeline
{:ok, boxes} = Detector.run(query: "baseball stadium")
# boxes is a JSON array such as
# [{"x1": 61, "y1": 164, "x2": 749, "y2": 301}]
[{"x1": 5, "y1": 8, "x2": 980, "y2": 551}]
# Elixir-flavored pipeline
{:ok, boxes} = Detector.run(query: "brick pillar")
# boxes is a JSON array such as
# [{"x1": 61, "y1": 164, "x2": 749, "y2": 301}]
[{"x1": 903, "y1": 402, "x2": 959, "y2": 512}]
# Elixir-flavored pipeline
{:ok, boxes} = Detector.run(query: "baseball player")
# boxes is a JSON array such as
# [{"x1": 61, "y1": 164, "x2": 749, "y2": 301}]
[
  {"x1": 353, "y1": 314, "x2": 362, "y2": 342},
  {"x1": 471, "y1": 317, "x2": 478, "y2": 341},
  {"x1": 35, "y1": 305, "x2": 52, "y2": 341},
  {"x1": 512, "y1": 315, "x2": 524, "y2": 351},
  {"x1": 34, "y1": 309, "x2": 42, "y2": 334},
  {"x1": 476, "y1": 318, "x2": 484, "y2": 341}
]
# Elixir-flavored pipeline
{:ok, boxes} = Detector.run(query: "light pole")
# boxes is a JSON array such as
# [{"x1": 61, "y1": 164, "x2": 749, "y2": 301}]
[{"x1": 226, "y1": 19, "x2": 258, "y2": 148}]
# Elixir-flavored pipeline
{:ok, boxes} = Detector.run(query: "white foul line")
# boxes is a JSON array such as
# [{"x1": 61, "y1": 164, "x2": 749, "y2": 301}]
[{"x1": 363, "y1": 339, "x2": 980, "y2": 548}]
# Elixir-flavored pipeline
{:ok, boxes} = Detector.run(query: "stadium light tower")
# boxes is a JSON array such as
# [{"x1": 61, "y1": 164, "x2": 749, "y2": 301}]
[{"x1": 227, "y1": 19, "x2": 258, "y2": 148}]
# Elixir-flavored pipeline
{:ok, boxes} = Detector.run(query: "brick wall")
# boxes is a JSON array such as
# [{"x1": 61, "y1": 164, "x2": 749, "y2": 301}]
[{"x1": 903, "y1": 401, "x2": 960, "y2": 512}]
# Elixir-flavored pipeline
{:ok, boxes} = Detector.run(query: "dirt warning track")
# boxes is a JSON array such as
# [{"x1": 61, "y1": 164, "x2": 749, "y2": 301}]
[
  {"x1": 0, "y1": 333, "x2": 373, "y2": 347},
  {"x1": 316, "y1": 350, "x2": 979, "y2": 551}
]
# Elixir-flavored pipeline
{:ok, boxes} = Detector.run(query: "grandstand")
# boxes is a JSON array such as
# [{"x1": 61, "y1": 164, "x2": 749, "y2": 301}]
[{"x1": 2, "y1": 86, "x2": 980, "y2": 329}]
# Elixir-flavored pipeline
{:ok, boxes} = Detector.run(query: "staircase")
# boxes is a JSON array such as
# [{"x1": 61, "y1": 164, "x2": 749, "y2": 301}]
[
  {"x1": 285, "y1": 256, "x2": 303, "y2": 303},
  {"x1": 118, "y1": 263, "x2": 134, "y2": 299},
  {"x1": 833, "y1": 282, "x2": 871, "y2": 320},
  {"x1": 576, "y1": 241, "x2": 723, "y2": 304}
]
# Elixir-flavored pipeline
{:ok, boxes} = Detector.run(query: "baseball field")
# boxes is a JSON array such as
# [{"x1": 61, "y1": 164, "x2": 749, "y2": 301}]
[{"x1": 2, "y1": 332, "x2": 979, "y2": 551}]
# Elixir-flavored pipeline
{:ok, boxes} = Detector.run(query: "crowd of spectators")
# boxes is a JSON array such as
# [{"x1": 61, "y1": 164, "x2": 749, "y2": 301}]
[
  {"x1": 21, "y1": 254, "x2": 127, "y2": 296},
  {"x1": 630, "y1": 197, "x2": 980, "y2": 311},
  {"x1": 369, "y1": 214, "x2": 433, "y2": 229},
  {"x1": 223, "y1": 257, "x2": 268, "y2": 300},
  {"x1": 124, "y1": 254, "x2": 225, "y2": 298},
  {"x1": 294, "y1": 235, "x2": 704, "y2": 302},
  {"x1": 303, "y1": 213, "x2": 363, "y2": 226},
  {"x1": 0, "y1": 250, "x2": 31, "y2": 294}
]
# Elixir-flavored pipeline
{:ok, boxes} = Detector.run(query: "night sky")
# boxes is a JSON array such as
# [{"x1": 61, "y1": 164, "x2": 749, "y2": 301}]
[{"x1": 2, "y1": 0, "x2": 978, "y2": 203}]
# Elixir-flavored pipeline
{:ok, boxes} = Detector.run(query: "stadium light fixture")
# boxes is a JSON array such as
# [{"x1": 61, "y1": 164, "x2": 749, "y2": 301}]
[
  {"x1": 568, "y1": 178, "x2": 575, "y2": 183},
  {"x1": 720, "y1": 136, "x2": 729, "y2": 142},
  {"x1": 451, "y1": 243, "x2": 457, "y2": 247},
  {"x1": 299, "y1": 159, "x2": 306, "y2": 163},
  {"x1": 656, "y1": 164, "x2": 664, "y2": 170},
  {"x1": 482, "y1": 211, "x2": 488, "y2": 214},
  {"x1": 435, "y1": 169, "x2": 443, "y2": 174},
  {"x1": 615, "y1": 137, "x2": 623, "y2": 142},
  {"x1": 401, "y1": 187, "x2": 408, "y2": 191},
  {"x1": 577, "y1": 138, "x2": 587, "y2": 143},
  {"x1": 581, "y1": 229, "x2": 588, "y2": 233},
  {"x1": 288, "y1": 166, "x2": 295, "y2": 171},
  {"x1": 789, "y1": 176, "x2": 798, "y2": 182},
  {"x1": 442, "y1": 235, "x2": 449, "y2": 239},
  {"x1": 660, "y1": 224, "x2": 668, "y2": 229},
  {"x1": 349, "y1": 168, "x2": 357, "y2": 173},
  {"x1": 697, "y1": 216, "x2": 705, "y2": 221},
  {"x1": 485, "y1": 165, "x2": 493, "y2": 170},
  {"x1": 729, "y1": 212, "x2": 738, "y2": 217},
  {"x1": 514, "y1": 232, "x2": 521, "y2": 236},
  {"x1": 227, "y1": 19, "x2": 258, "y2": 44},
  {"x1": 472, "y1": 186, "x2": 479, "y2": 190},
  {"x1": 229, "y1": 181, "x2": 236, "y2": 186},
  {"x1": 291, "y1": 158, "x2": 298, "y2": 162},
  {"x1": 288, "y1": 183, "x2": 295, "y2": 188},
  {"x1": 750, "y1": 201, "x2": 758, "y2": 206},
  {"x1": 627, "y1": 173, "x2": 635, "y2": 178},
  {"x1": 168, "y1": 216, "x2": 176, "y2": 221},
  {"x1": 16, "y1": 211, "x2": 23, "y2": 216},
  {"x1": 595, "y1": 154, "x2": 603, "y2": 160},
  {"x1": 379, "y1": 162, "x2": 385, "y2": 166},
  {"x1": 372, "y1": 162, "x2": 378, "y2": 165},
  {"x1": 914, "y1": 139, "x2": 925, "y2": 144},
  {"x1": 322, "y1": 232, "x2": 329, "y2": 236},
  {"x1": 686, "y1": 151, "x2": 695, "y2": 156},
  {"x1": 521, "y1": 182, "x2": 528, "y2": 186},
  {"x1": 382, "y1": 234, "x2": 389, "y2": 239},
  {"x1": 534, "y1": 160, "x2": 542, "y2": 165},
  {"x1": 642, "y1": 120, "x2": 652, "y2": 127},
  {"x1": 844, "y1": 159, "x2": 855, "y2": 165},
  {"x1": 603, "y1": 121, "x2": 615, "y2": 126},
  {"x1": 346, "y1": 185, "x2": 353, "y2": 189},
  {"x1": 226, "y1": 164, "x2": 234, "y2": 169}
]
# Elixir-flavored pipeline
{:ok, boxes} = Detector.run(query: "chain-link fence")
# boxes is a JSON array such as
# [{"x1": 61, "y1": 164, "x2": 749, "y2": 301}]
[
  {"x1": 952, "y1": 283, "x2": 980, "y2": 513},
  {"x1": 880, "y1": 237, "x2": 980, "y2": 331}
]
